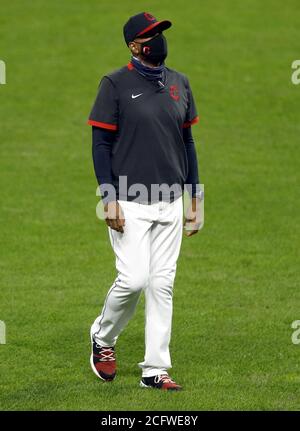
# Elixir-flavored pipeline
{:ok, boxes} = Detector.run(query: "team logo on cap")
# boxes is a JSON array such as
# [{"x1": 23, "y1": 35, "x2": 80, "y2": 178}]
[
  {"x1": 144, "y1": 12, "x2": 156, "y2": 22},
  {"x1": 169, "y1": 85, "x2": 180, "y2": 101}
]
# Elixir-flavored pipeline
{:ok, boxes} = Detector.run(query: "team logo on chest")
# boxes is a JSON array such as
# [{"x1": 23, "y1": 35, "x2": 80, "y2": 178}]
[{"x1": 169, "y1": 85, "x2": 180, "y2": 101}]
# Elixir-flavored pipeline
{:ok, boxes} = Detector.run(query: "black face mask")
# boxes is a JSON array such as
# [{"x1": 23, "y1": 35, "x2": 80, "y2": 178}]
[{"x1": 140, "y1": 33, "x2": 168, "y2": 65}]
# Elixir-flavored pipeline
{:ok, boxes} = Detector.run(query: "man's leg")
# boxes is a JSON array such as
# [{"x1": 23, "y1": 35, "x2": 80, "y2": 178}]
[
  {"x1": 91, "y1": 200, "x2": 152, "y2": 347},
  {"x1": 138, "y1": 197, "x2": 183, "y2": 377}
]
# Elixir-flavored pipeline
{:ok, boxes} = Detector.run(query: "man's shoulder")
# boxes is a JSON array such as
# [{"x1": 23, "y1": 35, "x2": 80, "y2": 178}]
[
  {"x1": 101, "y1": 64, "x2": 134, "y2": 86},
  {"x1": 165, "y1": 66, "x2": 189, "y2": 84}
]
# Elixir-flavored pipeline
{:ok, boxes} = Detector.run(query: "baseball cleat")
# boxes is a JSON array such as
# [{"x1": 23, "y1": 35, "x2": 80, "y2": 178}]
[
  {"x1": 90, "y1": 335, "x2": 116, "y2": 381},
  {"x1": 140, "y1": 374, "x2": 182, "y2": 391}
]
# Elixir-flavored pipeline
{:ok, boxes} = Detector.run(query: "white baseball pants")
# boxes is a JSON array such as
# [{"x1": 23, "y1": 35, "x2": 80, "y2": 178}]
[{"x1": 91, "y1": 196, "x2": 183, "y2": 378}]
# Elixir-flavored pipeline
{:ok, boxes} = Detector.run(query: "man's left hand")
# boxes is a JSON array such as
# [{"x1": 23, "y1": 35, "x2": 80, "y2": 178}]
[{"x1": 183, "y1": 197, "x2": 203, "y2": 237}]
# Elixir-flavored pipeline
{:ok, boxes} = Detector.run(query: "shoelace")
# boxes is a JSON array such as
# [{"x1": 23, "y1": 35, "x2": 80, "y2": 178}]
[
  {"x1": 154, "y1": 374, "x2": 176, "y2": 385},
  {"x1": 96, "y1": 344, "x2": 115, "y2": 362}
]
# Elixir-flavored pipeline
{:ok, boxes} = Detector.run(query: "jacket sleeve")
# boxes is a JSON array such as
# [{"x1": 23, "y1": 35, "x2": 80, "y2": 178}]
[
  {"x1": 92, "y1": 126, "x2": 118, "y2": 204},
  {"x1": 183, "y1": 126, "x2": 201, "y2": 198},
  {"x1": 183, "y1": 77, "x2": 199, "y2": 128},
  {"x1": 88, "y1": 77, "x2": 119, "y2": 131}
]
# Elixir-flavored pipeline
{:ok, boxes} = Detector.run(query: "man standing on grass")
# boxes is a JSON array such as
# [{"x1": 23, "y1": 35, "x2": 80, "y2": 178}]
[{"x1": 87, "y1": 12, "x2": 203, "y2": 391}]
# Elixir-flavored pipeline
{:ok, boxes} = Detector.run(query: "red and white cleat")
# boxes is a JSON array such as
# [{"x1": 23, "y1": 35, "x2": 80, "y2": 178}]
[
  {"x1": 90, "y1": 335, "x2": 116, "y2": 381},
  {"x1": 140, "y1": 374, "x2": 182, "y2": 391}
]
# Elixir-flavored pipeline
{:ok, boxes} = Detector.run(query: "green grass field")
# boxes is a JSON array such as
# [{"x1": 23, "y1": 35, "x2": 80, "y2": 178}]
[{"x1": 0, "y1": 0, "x2": 299, "y2": 410}]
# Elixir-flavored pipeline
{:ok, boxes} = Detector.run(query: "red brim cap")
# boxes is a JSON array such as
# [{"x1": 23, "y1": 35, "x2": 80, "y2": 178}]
[{"x1": 136, "y1": 20, "x2": 172, "y2": 38}]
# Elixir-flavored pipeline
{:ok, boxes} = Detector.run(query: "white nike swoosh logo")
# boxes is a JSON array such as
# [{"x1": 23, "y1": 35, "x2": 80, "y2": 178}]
[{"x1": 131, "y1": 93, "x2": 143, "y2": 99}]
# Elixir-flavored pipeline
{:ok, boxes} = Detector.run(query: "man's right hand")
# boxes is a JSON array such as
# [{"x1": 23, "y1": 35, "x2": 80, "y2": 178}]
[{"x1": 103, "y1": 201, "x2": 125, "y2": 233}]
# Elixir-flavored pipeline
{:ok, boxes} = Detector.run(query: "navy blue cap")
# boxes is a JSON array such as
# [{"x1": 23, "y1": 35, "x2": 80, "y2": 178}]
[{"x1": 123, "y1": 12, "x2": 172, "y2": 45}]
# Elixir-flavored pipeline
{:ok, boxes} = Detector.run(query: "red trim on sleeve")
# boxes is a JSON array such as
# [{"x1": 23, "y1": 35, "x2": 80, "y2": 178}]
[
  {"x1": 182, "y1": 116, "x2": 199, "y2": 128},
  {"x1": 127, "y1": 62, "x2": 134, "y2": 70},
  {"x1": 87, "y1": 120, "x2": 118, "y2": 131}
]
